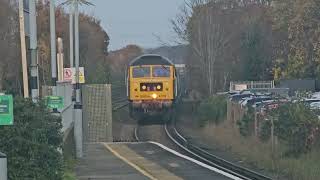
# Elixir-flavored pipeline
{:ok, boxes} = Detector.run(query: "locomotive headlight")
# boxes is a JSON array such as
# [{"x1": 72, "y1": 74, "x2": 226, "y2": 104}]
[
  {"x1": 151, "y1": 93, "x2": 158, "y2": 99},
  {"x1": 142, "y1": 85, "x2": 147, "y2": 90},
  {"x1": 156, "y1": 85, "x2": 161, "y2": 90}
]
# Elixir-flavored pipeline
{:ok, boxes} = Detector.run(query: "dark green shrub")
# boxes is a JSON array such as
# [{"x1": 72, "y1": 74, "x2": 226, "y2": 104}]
[
  {"x1": 197, "y1": 95, "x2": 227, "y2": 126},
  {"x1": 272, "y1": 102, "x2": 320, "y2": 157},
  {"x1": 237, "y1": 107, "x2": 255, "y2": 137},
  {"x1": 0, "y1": 98, "x2": 63, "y2": 180},
  {"x1": 259, "y1": 120, "x2": 271, "y2": 142}
]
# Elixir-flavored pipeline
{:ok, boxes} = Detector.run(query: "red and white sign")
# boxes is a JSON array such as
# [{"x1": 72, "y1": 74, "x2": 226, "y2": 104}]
[
  {"x1": 63, "y1": 68, "x2": 73, "y2": 82},
  {"x1": 63, "y1": 67, "x2": 85, "y2": 84}
]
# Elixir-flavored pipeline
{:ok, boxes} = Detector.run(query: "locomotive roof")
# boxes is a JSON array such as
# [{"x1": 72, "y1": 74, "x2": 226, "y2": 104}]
[{"x1": 129, "y1": 54, "x2": 174, "y2": 66}]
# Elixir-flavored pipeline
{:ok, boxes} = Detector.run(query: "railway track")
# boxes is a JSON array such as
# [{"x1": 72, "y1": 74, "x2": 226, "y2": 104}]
[
  {"x1": 112, "y1": 98, "x2": 129, "y2": 111},
  {"x1": 164, "y1": 121, "x2": 272, "y2": 180},
  {"x1": 134, "y1": 119, "x2": 272, "y2": 180}
]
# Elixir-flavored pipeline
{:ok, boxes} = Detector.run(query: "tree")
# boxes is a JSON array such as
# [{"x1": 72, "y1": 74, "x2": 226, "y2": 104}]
[
  {"x1": 36, "y1": 1, "x2": 111, "y2": 86},
  {"x1": 272, "y1": 0, "x2": 320, "y2": 79},
  {"x1": 0, "y1": 0, "x2": 22, "y2": 94},
  {"x1": 107, "y1": 45, "x2": 143, "y2": 83},
  {"x1": 172, "y1": 0, "x2": 273, "y2": 96},
  {"x1": 0, "y1": 98, "x2": 63, "y2": 179}
]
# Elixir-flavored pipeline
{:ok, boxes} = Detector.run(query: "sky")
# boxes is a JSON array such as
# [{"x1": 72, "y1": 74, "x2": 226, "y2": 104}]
[{"x1": 71, "y1": 0, "x2": 185, "y2": 50}]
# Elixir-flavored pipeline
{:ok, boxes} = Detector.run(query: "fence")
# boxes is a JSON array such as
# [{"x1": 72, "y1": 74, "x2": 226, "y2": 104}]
[
  {"x1": 279, "y1": 79, "x2": 316, "y2": 96},
  {"x1": 82, "y1": 84, "x2": 112, "y2": 144},
  {"x1": 229, "y1": 81, "x2": 274, "y2": 91},
  {"x1": 42, "y1": 82, "x2": 74, "y2": 141},
  {"x1": 56, "y1": 82, "x2": 74, "y2": 141},
  {"x1": 227, "y1": 100, "x2": 245, "y2": 128}
]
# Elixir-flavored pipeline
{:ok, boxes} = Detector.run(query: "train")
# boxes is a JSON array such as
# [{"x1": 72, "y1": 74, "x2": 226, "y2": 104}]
[{"x1": 126, "y1": 54, "x2": 180, "y2": 119}]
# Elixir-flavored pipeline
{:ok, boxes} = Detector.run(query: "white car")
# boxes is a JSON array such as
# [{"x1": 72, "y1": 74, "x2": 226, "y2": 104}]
[
  {"x1": 312, "y1": 92, "x2": 320, "y2": 99},
  {"x1": 310, "y1": 102, "x2": 320, "y2": 110}
]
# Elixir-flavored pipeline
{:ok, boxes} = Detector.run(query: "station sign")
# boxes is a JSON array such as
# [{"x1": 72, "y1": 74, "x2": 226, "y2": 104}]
[
  {"x1": 0, "y1": 95, "x2": 13, "y2": 125},
  {"x1": 46, "y1": 96, "x2": 64, "y2": 109}
]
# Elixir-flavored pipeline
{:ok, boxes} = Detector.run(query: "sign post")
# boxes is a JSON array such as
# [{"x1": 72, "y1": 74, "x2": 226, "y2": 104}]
[{"x1": 0, "y1": 95, "x2": 13, "y2": 126}]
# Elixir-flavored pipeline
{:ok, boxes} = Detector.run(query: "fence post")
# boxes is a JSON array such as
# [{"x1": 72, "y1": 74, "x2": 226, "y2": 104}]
[
  {"x1": 254, "y1": 111, "x2": 258, "y2": 138},
  {"x1": 0, "y1": 152, "x2": 7, "y2": 180}
]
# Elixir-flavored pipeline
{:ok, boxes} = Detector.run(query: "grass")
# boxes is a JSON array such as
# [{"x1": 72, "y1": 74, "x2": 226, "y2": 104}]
[
  {"x1": 198, "y1": 120, "x2": 320, "y2": 180},
  {"x1": 63, "y1": 157, "x2": 77, "y2": 180}
]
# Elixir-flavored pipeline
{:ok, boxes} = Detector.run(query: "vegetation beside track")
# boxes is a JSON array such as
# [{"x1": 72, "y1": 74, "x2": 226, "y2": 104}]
[{"x1": 188, "y1": 96, "x2": 320, "y2": 180}]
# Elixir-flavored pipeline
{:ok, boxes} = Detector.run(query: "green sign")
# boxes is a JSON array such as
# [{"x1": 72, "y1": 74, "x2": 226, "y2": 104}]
[
  {"x1": 46, "y1": 96, "x2": 64, "y2": 109},
  {"x1": 0, "y1": 95, "x2": 13, "y2": 125}
]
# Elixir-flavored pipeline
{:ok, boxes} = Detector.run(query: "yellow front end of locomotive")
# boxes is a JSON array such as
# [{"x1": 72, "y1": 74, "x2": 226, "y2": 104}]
[{"x1": 129, "y1": 65, "x2": 175, "y2": 102}]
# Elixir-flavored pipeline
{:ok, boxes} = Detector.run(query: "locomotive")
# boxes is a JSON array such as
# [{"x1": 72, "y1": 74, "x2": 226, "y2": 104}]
[{"x1": 126, "y1": 54, "x2": 179, "y2": 118}]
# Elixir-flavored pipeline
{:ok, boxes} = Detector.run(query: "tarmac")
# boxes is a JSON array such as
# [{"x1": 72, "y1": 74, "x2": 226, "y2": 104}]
[{"x1": 75, "y1": 142, "x2": 241, "y2": 180}]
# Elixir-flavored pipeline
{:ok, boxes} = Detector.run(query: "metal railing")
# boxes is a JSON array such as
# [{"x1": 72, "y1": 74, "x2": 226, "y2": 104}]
[{"x1": 230, "y1": 81, "x2": 275, "y2": 91}]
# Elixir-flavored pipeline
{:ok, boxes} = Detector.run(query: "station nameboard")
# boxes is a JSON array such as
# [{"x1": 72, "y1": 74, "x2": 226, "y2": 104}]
[
  {"x1": 46, "y1": 96, "x2": 64, "y2": 109},
  {"x1": 0, "y1": 95, "x2": 13, "y2": 126}
]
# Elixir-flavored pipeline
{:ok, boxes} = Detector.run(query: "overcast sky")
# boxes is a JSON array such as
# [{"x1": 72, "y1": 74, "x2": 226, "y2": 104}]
[{"x1": 69, "y1": 0, "x2": 185, "y2": 50}]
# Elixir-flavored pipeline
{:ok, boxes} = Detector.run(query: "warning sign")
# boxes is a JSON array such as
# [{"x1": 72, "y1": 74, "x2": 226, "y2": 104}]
[
  {"x1": 63, "y1": 67, "x2": 85, "y2": 84},
  {"x1": 63, "y1": 68, "x2": 73, "y2": 81},
  {"x1": 72, "y1": 67, "x2": 85, "y2": 84}
]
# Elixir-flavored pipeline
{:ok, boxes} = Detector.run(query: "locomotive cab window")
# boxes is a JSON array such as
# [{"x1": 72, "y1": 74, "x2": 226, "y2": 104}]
[
  {"x1": 152, "y1": 66, "x2": 171, "y2": 77},
  {"x1": 132, "y1": 67, "x2": 150, "y2": 78}
]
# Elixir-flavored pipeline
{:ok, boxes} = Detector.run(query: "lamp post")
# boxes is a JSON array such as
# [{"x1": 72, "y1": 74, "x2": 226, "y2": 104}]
[{"x1": 61, "y1": 0, "x2": 93, "y2": 158}]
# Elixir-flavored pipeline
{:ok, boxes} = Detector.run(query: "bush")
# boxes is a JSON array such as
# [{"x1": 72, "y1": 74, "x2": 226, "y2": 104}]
[
  {"x1": 0, "y1": 98, "x2": 63, "y2": 180},
  {"x1": 197, "y1": 95, "x2": 227, "y2": 126},
  {"x1": 272, "y1": 102, "x2": 320, "y2": 157},
  {"x1": 237, "y1": 106, "x2": 255, "y2": 137}
]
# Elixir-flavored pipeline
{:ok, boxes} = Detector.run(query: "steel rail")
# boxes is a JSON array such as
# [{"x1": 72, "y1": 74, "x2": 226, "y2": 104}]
[{"x1": 164, "y1": 121, "x2": 272, "y2": 180}]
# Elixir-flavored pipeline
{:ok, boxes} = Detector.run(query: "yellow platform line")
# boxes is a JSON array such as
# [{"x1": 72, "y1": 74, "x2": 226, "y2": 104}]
[{"x1": 103, "y1": 143, "x2": 158, "y2": 180}]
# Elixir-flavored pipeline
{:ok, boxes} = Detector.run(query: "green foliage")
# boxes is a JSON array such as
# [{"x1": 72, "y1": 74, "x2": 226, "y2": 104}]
[
  {"x1": 197, "y1": 95, "x2": 227, "y2": 126},
  {"x1": 271, "y1": 102, "x2": 320, "y2": 157},
  {"x1": 240, "y1": 17, "x2": 273, "y2": 81},
  {"x1": 237, "y1": 107, "x2": 255, "y2": 137},
  {"x1": 0, "y1": 98, "x2": 63, "y2": 180},
  {"x1": 272, "y1": 0, "x2": 320, "y2": 80},
  {"x1": 63, "y1": 157, "x2": 77, "y2": 180},
  {"x1": 259, "y1": 119, "x2": 271, "y2": 142}
]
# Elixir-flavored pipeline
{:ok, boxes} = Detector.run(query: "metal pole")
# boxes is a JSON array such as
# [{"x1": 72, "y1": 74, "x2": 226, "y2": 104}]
[
  {"x1": 57, "y1": 37, "x2": 64, "y2": 81},
  {"x1": 75, "y1": 2, "x2": 80, "y2": 101},
  {"x1": 50, "y1": 0, "x2": 57, "y2": 95},
  {"x1": 29, "y1": 0, "x2": 39, "y2": 102},
  {"x1": 18, "y1": 0, "x2": 29, "y2": 98},
  {"x1": 0, "y1": 152, "x2": 7, "y2": 180},
  {"x1": 69, "y1": 4, "x2": 74, "y2": 68},
  {"x1": 74, "y1": 1, "x2": 83, "y2": 158}
]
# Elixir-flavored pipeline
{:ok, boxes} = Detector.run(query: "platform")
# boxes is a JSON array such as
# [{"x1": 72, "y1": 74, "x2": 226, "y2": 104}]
[{"x1": 75, "y1": 142, "x2": 241, "y2": 180}]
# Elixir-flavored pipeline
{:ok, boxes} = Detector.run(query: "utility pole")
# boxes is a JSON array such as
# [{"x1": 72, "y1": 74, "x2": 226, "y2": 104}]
[
  {"x1": 29, "y1": 0, "x2": 39, "y2": 102},
  {"x1": 19, "y1": 0, "x2": 29, "y2": 98},
  {"x1": 74, "y1": 1, "x2": 83, "y2": 158},
  {"x1": 50, "y1": 0, "x2": 57, "y2": 96}
]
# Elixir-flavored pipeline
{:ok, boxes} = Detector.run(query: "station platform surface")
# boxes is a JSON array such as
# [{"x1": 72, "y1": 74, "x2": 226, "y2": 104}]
[{"x1": 75, "y1": 142, "x2": 240, "y2": 180}]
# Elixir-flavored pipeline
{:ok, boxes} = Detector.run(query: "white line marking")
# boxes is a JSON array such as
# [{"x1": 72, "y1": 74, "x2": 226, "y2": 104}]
[
  {"x1": 148, "y1": 141, "x2": 243, "y2": 180},
  {"x1": 103, "y1": 142, "x2": 145, "y2": 145}
]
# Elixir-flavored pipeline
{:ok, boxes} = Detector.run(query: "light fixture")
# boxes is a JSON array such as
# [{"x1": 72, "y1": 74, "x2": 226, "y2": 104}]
[{"x1": 151, "y1": 93, "x2": 157, "y2": 99}]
